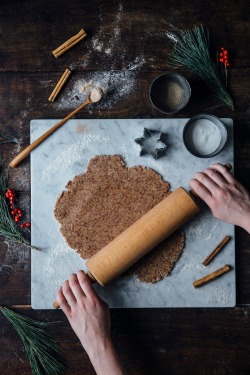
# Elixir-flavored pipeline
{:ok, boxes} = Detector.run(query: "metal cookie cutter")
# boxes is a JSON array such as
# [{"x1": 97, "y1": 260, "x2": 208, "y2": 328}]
[{"x1": 135, "y1": 128, "x2": 167, "y2": 160}]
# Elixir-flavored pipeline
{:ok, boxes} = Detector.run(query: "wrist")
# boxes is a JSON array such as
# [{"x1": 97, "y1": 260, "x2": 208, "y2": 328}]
[
  {"x1": 87, "y1": 336, "x2": 124, "y2": 375},
  {"x1": 237, "y1": 209, "x2": 250, "y2": 234},
  {"x1": 241, "y1": 213, "x2": 250, "y2": 234}
]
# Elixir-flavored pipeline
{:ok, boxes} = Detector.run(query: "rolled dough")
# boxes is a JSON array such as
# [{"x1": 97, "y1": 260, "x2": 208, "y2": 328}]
[{"x1": 54, "y1": 155, "x2": 184, "y2": 283}]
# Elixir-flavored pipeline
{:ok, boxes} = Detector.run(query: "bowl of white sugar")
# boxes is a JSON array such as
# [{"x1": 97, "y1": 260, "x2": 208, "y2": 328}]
[
  {"x1": 183, "y1": 114, "x2": 227, "y2": 158},
  {"x1": 149, "y1": 73, "x2": 191, "y2": 114}
]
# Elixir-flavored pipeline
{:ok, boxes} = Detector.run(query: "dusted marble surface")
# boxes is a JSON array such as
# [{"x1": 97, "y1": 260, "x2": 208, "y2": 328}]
[{"x1": 31, "y1": 118, "x2": 235, "y2": 309}]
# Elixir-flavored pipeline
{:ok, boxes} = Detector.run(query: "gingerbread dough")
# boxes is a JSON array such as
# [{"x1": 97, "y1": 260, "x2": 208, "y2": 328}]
[{"x1": 54, "y1": 155, "x2": 185, "y2": 283}]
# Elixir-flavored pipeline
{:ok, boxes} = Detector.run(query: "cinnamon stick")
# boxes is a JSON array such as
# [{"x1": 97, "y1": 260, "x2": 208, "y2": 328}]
[
  {"x1": 48, "y1": 68, "x2": 71, "y2": 101},
  {"x1": 52, "y1": 29, "x2": 87, "y2": 58},
  {"x1": 193, "y1": 264, "x2": 231, "y2": 288},
  {"x1": 202, "y1": 235, "x2": 231, "y2": 266}
]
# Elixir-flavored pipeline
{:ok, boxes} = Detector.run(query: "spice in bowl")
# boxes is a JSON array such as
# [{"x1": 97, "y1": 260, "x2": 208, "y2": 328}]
[
  {"x1": 164, "y1": 82, "x2": 182, "y2": 109},
  {"x1": 149, "y1": 73, "x2": 191, "y2": 114}
]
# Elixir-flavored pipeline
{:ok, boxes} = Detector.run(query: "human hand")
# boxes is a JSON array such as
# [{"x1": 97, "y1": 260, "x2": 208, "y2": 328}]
[
  {"x1": 56, "y1": 271, "x2": 124, "y2": 375},
  {"x1": 190, "y1": 163, "x2": 250, "y2": 233}
]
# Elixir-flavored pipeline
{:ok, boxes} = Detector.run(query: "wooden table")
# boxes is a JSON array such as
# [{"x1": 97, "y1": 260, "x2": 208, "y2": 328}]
[{"x1": 0, "y1": 1, "x2": 250, "y2": 374}]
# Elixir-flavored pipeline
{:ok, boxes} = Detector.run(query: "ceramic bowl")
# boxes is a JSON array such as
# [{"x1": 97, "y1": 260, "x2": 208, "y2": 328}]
[
  {"x1": 149, "y1": 73, "x2": 191, "y2": 114},
  {"x1": 183, "y1": 114, "x2": 228, "y2": 158}
]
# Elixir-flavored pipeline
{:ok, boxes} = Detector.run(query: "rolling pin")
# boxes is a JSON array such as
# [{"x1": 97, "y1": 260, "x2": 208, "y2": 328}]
[
  {"x1": 53, "y1": 187, "x2": 199, "y2": 308},
  {"x1": 53, "y1": 163, "x2": 232, "y2": 308}
]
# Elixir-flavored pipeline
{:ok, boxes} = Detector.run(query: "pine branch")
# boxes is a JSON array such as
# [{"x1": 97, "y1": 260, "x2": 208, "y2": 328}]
[
  {"x1": 0, "y1": 133, "x2": 20, "y2": 145},
  {"x1": 168, "y1": 25, "x2": 234, "y2": 110},
  {"x1": 1, "y1": 307, "x2": 67, "y2": 375}
]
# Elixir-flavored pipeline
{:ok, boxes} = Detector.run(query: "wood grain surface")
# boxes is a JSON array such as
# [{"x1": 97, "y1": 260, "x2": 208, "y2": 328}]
[{"x1": 0, "y1": 0, "x2": 250, "y2": 374}]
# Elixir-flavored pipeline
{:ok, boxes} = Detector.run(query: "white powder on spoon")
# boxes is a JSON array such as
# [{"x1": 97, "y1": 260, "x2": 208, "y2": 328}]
[{"x1": 90, "y1": 87, "x2": 103, "y2": 102}]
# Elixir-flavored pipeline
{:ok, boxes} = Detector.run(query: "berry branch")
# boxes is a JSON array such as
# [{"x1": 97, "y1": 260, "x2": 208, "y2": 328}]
[
  {"x1": 5, "y1": 188, "x2": 31, "y2": 229},
  {"x1": 0, "y1": 157, "x2": 29, "y2": 245}
]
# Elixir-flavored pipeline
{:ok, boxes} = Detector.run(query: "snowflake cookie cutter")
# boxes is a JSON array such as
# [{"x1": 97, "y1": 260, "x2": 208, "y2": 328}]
[{"x1": 135, "y1": 128, "x2": 168, "y2": 160}]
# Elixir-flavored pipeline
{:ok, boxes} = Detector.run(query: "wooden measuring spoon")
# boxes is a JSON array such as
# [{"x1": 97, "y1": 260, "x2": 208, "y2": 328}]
[{"x1": 9, "y1": 88, "x2": 103, "y2": 168}]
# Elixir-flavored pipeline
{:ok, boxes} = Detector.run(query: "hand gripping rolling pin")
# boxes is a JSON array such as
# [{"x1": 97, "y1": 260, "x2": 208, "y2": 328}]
[{"x1": 53, "y1": 163, "x2": 232, "y2": 308}]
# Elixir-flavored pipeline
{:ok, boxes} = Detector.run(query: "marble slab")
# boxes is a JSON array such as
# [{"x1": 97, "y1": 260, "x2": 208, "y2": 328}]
[{"x1": 31, "y1": 118, "x2": 235, "y2": 309}]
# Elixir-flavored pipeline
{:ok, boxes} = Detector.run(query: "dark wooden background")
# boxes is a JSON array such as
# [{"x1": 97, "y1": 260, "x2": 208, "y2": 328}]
[{"x1": 0, "y1": 0, "x2": 250, "y2": 374}]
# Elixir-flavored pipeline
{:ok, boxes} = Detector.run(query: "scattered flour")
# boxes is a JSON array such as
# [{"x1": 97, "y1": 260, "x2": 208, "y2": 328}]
[
  {"x1": 181, "y1": 260, "x2": 204, "y2": 272},
  {"x1": 39, "y1": 80, "x2": 52, "y2": 86},
  {"x1": 55, "y1": 69, "x2": 140, "y2": 111},
  {"x1": 204, "y1": 223, "x2": 218, "y2": 240},
  {"x1": 42, "y1": 135, "x2": 111, "y2": 181},
  {"x1": 166, "y1": 31, "x2": 179, "y2": 43},
  {"x1": 91, "y1": 3, "x2": 123, "y2": 58},
  {"x1": 43, "y1": 235, "x2": 85, "y2": 291}
]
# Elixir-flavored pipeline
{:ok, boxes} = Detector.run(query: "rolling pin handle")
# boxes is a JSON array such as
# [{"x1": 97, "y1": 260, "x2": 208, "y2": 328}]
[
  {"x1": 53, "y1": 301, "x2": 60, "y2": 309},
  {"x1": 189, "y1": 189, "x2": 199, "y2": 199},
  {"x1": 86, "y1": 270, "x2": 96, "y2": 283},
  {"x1": 225, "y1": 163, "x2": 232, "y2": 171},
  {"x1": 53, "y1": 270, "x2": 96, "y2": 309}
]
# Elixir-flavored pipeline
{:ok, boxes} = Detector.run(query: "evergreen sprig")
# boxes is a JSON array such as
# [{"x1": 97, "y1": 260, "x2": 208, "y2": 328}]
[
  {"x1": 168, "y1": 25, "x2": 234, "y2": 110},
  {"x1": 0, "y1": 156, "x2": 28, "y2": 245},
  {"x1": 0, "y1": 133, "x2": 20, "y2": 145},
  {"x1": 1, "y1": 307, "x2": 67, "y2": 375}
]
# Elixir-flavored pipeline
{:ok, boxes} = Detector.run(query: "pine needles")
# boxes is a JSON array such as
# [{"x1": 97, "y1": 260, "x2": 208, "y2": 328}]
[
  {"x1": 0, "y1": 156, "x2": 28, "y2": 245},
  {"x1": 168, "y1": 25, "x2": 234, "y2": 110},
  {"x1": 1, "y1": 307, "x2": 67, "y2": 375}
]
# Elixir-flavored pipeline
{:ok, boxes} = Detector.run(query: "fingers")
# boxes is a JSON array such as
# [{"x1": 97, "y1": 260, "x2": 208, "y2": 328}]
[
  {"x1": 58, "y1": 271, "x2": 99, "y2": 316},
  {"x1": 190, "y1": 178, "x2": 213, "y2": 206},
  {"x1": 202, "y1": 168, "x2": 228, "y2": 187},
  {"x1": 190, "y1": 163, "x2": 234, "y2": 199},
  {"x1": 193, "y1": 170, "x2": 220, "y2": 192},
  {"x1": 210, "y1": 163, "x2": 235, "y2": 184},
  {"x1": 56, "y1": 287, "x2": 71, "y2": 317},
  {"x1": 62, "y1": 279, "x2": 77, "y2": 307},
  {"x1": 77, "y1": 270, "x2": 98, "y2": 299},
  {"x1": 69, "y1": 273, "x2": 86, "y2": 301}
]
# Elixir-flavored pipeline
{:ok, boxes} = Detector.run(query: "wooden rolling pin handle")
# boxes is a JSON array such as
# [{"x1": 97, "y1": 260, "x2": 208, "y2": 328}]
[
  {"x1": 189, "y1": 163, "x2": 232, "y2": 198},
  {"x1": 53, "y1": 271, "x2": 96, "y2": 309},
  {"x1": 9, "y1": 97, "x2": 92, "y2": 168}
]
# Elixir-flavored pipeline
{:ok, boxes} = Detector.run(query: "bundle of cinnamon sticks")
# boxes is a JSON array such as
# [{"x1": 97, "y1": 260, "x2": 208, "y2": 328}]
[
  {"x1": 48, "y1": 68, "x2": 71, "y2": 102},
  {"x1": 52, "y1": 29, "x2": 87, "y2": 58}
]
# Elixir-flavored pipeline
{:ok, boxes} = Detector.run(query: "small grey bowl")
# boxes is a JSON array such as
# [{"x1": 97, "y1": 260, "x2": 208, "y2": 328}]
[
  {"x1": 149, "y1": 73, "x2": 191, "y2": 114},
  {"x1": 183, "y1": 114, "x2": 228, "y2": 158}
]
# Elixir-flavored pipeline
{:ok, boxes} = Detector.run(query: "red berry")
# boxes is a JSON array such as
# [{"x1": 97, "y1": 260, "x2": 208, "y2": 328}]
[
  {"x1": 8, "y1": 189, "x2": 15, "y2": 197},
  {"x1": 11, "y1": 210, "x2": 15, "y2": 215},
  {"x1": 226, "y1": 63, "x2": 230, "y2": 67},
  {"x1": 14, "y1": 216, "x2": 20, "y2": 222},
  {"x1": 25, "y1": 222, "x2": 31, "y2": 227},
  {"x1": 20, "y1": 224, "x2": 25, "y2": 229},
  {"x1": 219, "y1": 58, "x2": 224, "y2": 62},
  {"x1": 5, "y1": 192, "x2": 9, "y2": 198},
  {"x1": 219, "y1": 52, "x2": 223, "y2": 57},
  {"x1": 17, "y1": 208, "x2": 22, "y2": 214},
  {"x1": 18, "y1": 212, "x2": 23, "y2": 218}
]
